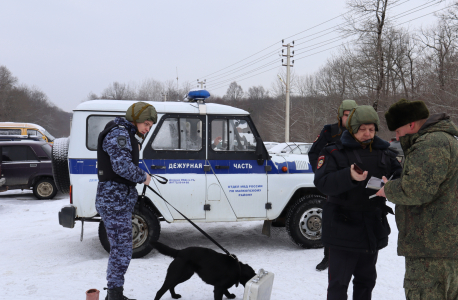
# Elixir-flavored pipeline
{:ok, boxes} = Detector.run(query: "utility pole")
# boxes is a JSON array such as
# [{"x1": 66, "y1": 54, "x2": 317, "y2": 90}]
[
  {"x1": 161, "y1": 92, "x2": 168, "y2": 102},
  {"x1": 197, "y1": 79, "x2": 206, "y2": 89},
  {"x1": 282, "y1": 40, "x2": 294, "y2": 143},
  {"x1": 176, "y1": 67, "x2": 179, "y2": 91}
]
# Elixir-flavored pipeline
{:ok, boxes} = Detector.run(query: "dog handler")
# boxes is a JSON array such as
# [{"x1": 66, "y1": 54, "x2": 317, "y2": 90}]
[
  {"x1": 96, "y1": 102, "x2": 156, "y2": 300},
  {"x1": 308, "y1": 99, "x2": 357, "y2": 271},
  {"x1": 314, "y1": 105, "x2": 402, "y2": 300},
  {"x1": 377, "y1": 99, "x2": 458, "y2": 299}
]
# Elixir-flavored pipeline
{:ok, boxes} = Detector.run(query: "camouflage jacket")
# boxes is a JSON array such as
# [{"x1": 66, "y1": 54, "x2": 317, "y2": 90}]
[{"x1": 385, "y1": 113, "x2": 458, "y2": 258}]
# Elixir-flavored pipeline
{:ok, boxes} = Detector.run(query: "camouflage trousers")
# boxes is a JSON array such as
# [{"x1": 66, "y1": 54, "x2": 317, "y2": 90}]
[
  {"x1": 96, "y1": 181, "x2": 138, "y2": 289},
  {"x1": 404, "y1": 257, "x2": 458, "y2": 300}
]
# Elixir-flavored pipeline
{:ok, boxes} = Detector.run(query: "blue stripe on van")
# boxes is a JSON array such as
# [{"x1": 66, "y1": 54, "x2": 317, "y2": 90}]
[{"x1": 68, "y1": 159, "x2": 312, "y2": 175}]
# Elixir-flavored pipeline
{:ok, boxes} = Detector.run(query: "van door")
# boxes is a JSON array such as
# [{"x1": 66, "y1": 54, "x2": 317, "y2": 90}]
[
  {"x1": 143, "y1": 114, "x2": 206, "y2": 220},
  {"x1": 206, "y1": 116, "x2": 267, "y2": 219}
]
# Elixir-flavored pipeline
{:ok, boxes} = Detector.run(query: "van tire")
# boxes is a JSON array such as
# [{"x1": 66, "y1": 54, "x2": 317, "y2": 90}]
[
  {"x1": 33, "y1": 178, "x2": 58, "y2": 199},
  {"x1": 98, "y1": 203, "x2": 161, "y2": 258},
  {"x1": 51, "y1": 138, "x2": 70, "y2": 194},
  {"x1": 286, "y1": 195, "x2": 325, "y2": 249}
]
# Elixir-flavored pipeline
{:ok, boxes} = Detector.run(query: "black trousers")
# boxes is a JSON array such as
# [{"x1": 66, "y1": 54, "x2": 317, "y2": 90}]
[{"x1": 327, "y1": 248, "x2": 378, "y2": 300}]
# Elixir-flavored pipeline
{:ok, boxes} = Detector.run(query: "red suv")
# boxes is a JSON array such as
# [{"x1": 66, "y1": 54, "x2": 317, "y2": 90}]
[{"x1": 0, "y1": 140, "x2": 57, "y2": 199}]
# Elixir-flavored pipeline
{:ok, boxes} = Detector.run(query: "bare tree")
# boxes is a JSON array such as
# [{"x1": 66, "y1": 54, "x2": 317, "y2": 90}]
[
  {"x1": 418, "y1": 17, "x2": 457, "y2": 89},
  {"x1": 137, "y1": 78, "x2": 164, "y2": 101},
  {"x1": 100, "y1": 82, "x2": 137, "y2": 100},
  {"x1": 224, "y1": 81, "x2": 244, "y2": 100},
  {"x1": 247, "y1": 85, "x2": 268, "y2": 100},
  {"x1": 0, "y1": 66, "x2": 19, "y2": 121},
  {"x1": 343, "y1": 0, "x2": 399, "y2": 110}
]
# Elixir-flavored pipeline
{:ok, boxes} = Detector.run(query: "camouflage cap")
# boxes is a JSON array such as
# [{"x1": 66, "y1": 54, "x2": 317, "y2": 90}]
[
  {"x1": 125, "y1": 102, "x2": 157, "y2": 124},
  {"x1": 346, "y1": 105, "x2": 380, "y2": 134},
  {"x1": 385, "y1": 99, "x2": 429, "y2": 131},
  {"x1": 338, "y1": 100, "x2": 358, "y2": 118}
]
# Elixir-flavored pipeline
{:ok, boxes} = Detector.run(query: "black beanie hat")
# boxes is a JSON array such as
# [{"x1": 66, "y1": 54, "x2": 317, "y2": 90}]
[{"x1": 385, "y1": 99, "x2": 429, "y2": 131}]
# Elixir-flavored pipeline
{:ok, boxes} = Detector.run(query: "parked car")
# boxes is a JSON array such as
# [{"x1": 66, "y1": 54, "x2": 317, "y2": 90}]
[
  {"x1": 56, "y1": 90, "x2": 323, "y2": 258},
  {"x1": 268, "y1": 142, "x2": 312, "y2": 155},
  {"x1": 0, "y1": 122, "x2": 56, "y2": 144},
  {"x1": 0, "y1": 140, "x2": 58, "y2": 199},
  {"x1": 263, "y1": 142, "x2": 279, "y2": 150}
]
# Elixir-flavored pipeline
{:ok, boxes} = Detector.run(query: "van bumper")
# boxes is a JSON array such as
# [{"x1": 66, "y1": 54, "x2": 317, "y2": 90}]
[{"x1": 58, "y1": 205, "x2": 76, "y2": 228}]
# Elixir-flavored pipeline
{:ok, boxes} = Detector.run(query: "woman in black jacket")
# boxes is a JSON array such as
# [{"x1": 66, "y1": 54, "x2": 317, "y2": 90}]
[{"x1": 314, "y1": 105, "x2": 402, "y2": 300}]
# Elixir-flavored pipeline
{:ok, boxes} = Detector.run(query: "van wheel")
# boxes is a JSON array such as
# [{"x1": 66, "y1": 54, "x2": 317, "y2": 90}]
[
  {"x1": 286, "y1": 195, "x2": 325, "y2": 249},
  {"x1": 33, "y1": 178, "x2": 58, "y2": 199},
  {"x1": 98, "y1": 203, "x2": 161, "y2": 258},
  {"x1": 51, "y1": 138, "x2": 70, "y2": 194}
]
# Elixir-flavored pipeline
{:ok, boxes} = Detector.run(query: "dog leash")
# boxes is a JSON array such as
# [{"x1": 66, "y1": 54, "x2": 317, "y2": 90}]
[{"x1": 142, "y1": 174, "x2": 238, "y2": 261}]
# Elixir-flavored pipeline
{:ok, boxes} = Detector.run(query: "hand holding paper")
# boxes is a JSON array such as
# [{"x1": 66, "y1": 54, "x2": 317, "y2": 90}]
[{"x1": 375, "y1": 176, "x2": 389, "y2": 198}]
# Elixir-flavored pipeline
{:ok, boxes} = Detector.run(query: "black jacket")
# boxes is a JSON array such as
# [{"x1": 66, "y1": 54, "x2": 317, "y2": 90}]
[
  {"x1": 314, "y1": 131, "x2": 402, "y2": 253},
  {"x1": 308, "y1": 123, "x2": 343, "y2": 172}
]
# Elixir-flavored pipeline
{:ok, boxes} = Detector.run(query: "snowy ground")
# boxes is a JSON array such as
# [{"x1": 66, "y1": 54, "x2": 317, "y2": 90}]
[{"x1": 0, "y1": 190, "x2": 406, "y2": 300}]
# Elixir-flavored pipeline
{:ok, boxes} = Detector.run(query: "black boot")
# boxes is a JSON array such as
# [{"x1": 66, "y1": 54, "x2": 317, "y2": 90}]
[
  {"x1": 104, "y1": 287, "x2": 136, "y2": 300},
  {"x1": 316, "y1": 247, "x2": 329, "y2": 271}
]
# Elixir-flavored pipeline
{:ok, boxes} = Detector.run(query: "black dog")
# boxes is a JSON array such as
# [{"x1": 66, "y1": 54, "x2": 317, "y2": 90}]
[{"x1": 152, "y1": 242, "x2": 256, "y2": 300}]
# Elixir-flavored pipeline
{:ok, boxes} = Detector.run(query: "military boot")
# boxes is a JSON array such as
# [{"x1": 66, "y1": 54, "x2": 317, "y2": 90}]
[
  {"x1": 104, "y1": 287, "x2": 136, "y2": 300},
  {"x1": 316, "y1": 247, "x2": 329, "y2": 271}
]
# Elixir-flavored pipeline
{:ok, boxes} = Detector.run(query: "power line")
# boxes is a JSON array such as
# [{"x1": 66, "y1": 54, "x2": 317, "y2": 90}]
[
  {"x1": 200, "y1": 0, "x2": 416, "y2": 84},
  {"x1": 198, "y1": 42, "x2": 280, "y2": 79},
  {"x1": 205, "y1": 0, "x2": 419, "y2": 86},
  {"x1": 208, "y1": 59, "x2": 280, "y2": 87},
  {"x1": 206, "y1": 48, "x2": 280, "y2": 81},
  {"x1": 207, "y1": 0, "x2": 447, "y2": 91}
]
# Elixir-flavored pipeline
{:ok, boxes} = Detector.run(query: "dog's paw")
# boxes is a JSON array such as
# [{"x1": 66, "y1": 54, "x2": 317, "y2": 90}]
[
  {"x1": 226, "y1": 293, "x2": 236, "y2": 299},
  {"x1": 171, "y1": 294, "x2": 181, "y2": 299}
]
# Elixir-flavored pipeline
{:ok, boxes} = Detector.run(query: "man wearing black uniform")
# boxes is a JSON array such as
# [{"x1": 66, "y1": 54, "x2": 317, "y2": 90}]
[
  {"x1": 314, "y1": 106, "x2": 402, "y2": 300},
  {"x1": 308, "y1": 99, "x2": 357, "y2": 271}
]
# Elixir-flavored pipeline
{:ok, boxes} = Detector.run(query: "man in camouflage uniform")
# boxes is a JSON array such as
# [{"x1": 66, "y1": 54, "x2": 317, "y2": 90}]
[
  {"x1": 96, "y1": 102, "x2": 156, "y2": 300},
  {"x1": 376, "y1": 99, "x2": 458, "y2": 299},
  {"x1": 308, "y1": 99, "x2": 357, "y2": 271}
]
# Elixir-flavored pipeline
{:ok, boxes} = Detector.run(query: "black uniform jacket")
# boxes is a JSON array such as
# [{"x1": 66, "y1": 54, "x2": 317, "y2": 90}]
[
  {"x1": 314, "y1": 131, "x2": 402, "y2": 253},
  {"x1": 308, "y1": 123, "x2": 343, "y2": 172}
]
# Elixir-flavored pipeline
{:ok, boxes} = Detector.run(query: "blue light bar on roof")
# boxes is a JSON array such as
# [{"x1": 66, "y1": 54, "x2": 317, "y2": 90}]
[{"x1": 187, "y1": 89, "x2": 210, "y2": 100}]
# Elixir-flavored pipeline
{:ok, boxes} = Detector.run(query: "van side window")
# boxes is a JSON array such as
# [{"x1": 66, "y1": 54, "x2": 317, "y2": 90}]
[
  {"x1": 27, "y1": 130, "x2": 38, "y2": 136},
  {"x1": 2, "y1": 146, "x2": 38, "y2": 162},
  {"x1": 211, "y1": 119, "x2": 256, "y2": 151},
  {"x1": 0, "y1": 129, "x2": 21, "y2": 135},
  {"x1": 152, "y1": 117, "x2": 202, "y2": 151},
  {"x1": 86, "y1": 115, "x2": 121, "y2": 150}
]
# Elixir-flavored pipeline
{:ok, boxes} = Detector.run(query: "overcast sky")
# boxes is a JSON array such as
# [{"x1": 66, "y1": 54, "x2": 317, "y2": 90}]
[{"x1": 0, "y1": 0, "x2": 450, "y2": 112}]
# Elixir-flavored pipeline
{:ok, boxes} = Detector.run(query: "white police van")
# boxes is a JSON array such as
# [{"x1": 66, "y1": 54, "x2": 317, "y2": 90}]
[{"x1": 55, "y1": 90, "x2": 325, "y2": 258}]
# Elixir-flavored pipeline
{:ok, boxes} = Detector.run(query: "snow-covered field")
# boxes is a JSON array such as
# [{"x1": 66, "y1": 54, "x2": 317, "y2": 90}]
[{"x1": 0, "y1": 190, "x2": 406, "y2": 300}]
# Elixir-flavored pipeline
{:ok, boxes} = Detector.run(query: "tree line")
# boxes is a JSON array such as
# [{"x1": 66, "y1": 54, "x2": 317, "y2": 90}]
[{"x1": 0, "y1": 66, "x2": 72, "y2": 138}]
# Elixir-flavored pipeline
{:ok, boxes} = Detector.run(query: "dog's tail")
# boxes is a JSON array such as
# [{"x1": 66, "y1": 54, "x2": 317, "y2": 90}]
[{"x1": 151, "y1": 242, "x2": 179, "y2": 258}]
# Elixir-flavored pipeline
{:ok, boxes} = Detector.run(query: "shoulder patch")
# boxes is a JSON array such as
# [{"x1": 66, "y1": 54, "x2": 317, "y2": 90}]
[
  {"x1": 317, "y1": 155, "x2": 325, "y2": 170},
  {"x1": 117, "y1": 135, "x2": 127, "y2": 148}
]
